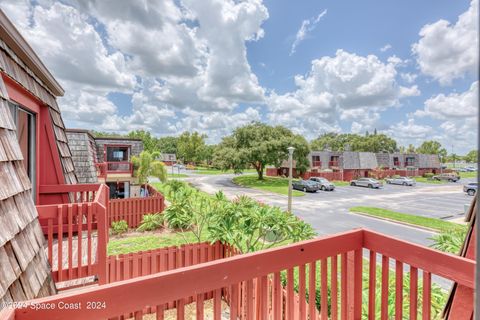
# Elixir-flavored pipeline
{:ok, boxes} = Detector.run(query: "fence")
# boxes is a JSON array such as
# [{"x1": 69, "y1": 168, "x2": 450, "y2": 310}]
[
  {"x1": 36, "y1": 184, "x2": 109, "y2": 285},
  {"x1": 5, "y1": 228, "x2": 474, "y2": 320},
  {"x1": 108, "y1": 184, "x2": 165, "y2": 228}
]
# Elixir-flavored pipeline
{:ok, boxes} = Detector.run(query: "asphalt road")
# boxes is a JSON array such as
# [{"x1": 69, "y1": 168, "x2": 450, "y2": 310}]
[{"x1": 184, "y1": 173, "x2": 475, "y2": 247}]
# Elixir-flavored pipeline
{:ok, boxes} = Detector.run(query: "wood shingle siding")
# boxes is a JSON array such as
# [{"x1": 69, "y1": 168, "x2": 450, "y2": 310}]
[
  {"x1": 66, "y1": 130, "x2": 99, "y2": 184},
  {"x1": 0, "y1": 87, "x2": 55, "y2": 307},
  {"x1": 0, "y1": 38, "x2": 78, "y2": 186}
]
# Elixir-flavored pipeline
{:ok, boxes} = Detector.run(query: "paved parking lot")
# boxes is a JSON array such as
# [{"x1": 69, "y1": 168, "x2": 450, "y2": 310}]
[{"x1": 186, "y1": 173, "x2": 476, "y2": 248}]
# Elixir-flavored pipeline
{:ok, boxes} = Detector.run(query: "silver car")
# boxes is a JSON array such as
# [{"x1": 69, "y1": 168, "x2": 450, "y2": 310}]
[
  {"x1": 385, "y1": 176, "x2": 416, "y2": 186},
  {"x1": 350, "y1": 178, "x2": 382, "y2": 189},
  {"x1": 308, "y1": 177, "x2": 335, "y2": 191}
]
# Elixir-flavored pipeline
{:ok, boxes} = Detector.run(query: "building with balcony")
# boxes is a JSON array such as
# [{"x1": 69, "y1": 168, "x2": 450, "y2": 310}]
[
  {"x1": 66, "y1": 130, "x2": 144, "y2": 199},
  {"x1": 268, "y1": 151, "x2": 442, "y2": 181}
]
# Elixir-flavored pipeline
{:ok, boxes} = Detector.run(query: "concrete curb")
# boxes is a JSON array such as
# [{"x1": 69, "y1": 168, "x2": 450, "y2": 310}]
[{"x1": 349, "y1": 211, "x2": 440, "y2": 233}]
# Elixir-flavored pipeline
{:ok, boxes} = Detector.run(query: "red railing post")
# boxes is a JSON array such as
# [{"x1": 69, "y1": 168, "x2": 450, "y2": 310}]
[{"x1": 96, "y1": 185, "x2": 109, "y2": 285}]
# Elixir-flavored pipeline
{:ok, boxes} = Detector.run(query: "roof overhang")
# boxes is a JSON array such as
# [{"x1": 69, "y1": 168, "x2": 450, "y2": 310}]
[{"x1": 0, "y1": 9, "x2": 64, "y2": 96}]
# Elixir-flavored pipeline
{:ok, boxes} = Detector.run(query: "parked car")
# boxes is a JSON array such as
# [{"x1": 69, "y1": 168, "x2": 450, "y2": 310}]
[
  {"x1": 463, "y1": 183, "x2": 478, "y2": 196},
  {"x1": 173, "y1": 163, "x2": 185, "y2": 170},
  {"x1": 308, "y1": 177, "x2": 335, "y2": 191},
  {"x1": 465, "y1": 166, "x2": 477, "y2": 172},
  {"x1": 455, "y1": 168, "x2": 468, "y2": 172},
  {"x1": 432, "y1": 173, "x2": 460, "y2": 182},
  {"x1": 350, "y1": 178, "x2": 383, "y2": 189},
  {"x1": 292, "y1": 180, "x2": 319, "y2": 193},
  {"x1": 385, "y1": 176, "x2": 416, "y2": 186}
]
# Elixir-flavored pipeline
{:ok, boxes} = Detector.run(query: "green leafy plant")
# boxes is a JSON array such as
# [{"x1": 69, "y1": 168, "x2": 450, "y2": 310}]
[
  {"x1": 423, "y1": 172, "x2": 435, "y2": 179},
  {"x1": 430, "y1": 227, "x2": 467, "y2": 254},
  {"x1": 111, "y1": 220, "x2": 128, "y2": 235},
  {"x1": 137, "y1": 214, "x2": 164, "y2": 232},
  {"x1": 132, "y1": 150, "x2": 168, "y2": 186}
]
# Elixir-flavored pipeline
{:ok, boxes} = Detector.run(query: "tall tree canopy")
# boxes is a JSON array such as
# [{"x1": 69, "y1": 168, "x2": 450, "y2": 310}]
[
  {"x1": 157, "y1": 136, "x2": 178, "y2": 154},
  {"x1": 177, "y1": 131, "x2": 207, "y2": 164},
  {"x1": 310, "y1": 132, "x2": 397, "y2": 153},
  {"x1": 213, "y1": 122, "x2": 310, "y2": 180},
  {"x1": 464, "y1": 150, "x2": 478, "y2": 163},
  {"x1": 127, "y1": 130, "x2": 158, "y2": 154},
  {"x1": 416, "y1": 140, "x2": 447, "y2": 158}
]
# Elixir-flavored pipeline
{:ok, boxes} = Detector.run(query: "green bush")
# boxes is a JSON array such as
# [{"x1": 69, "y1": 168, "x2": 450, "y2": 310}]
[
  {"x1": 423, "y1": 172, "x2": 434, "y2": 178},
  {"x1": 430, "y1": 227, "x2": 467, "y2": 254},
  {"x1": 111, "y1": 220, "x2": 128, "y2": 235},
  {"x1": 137, "y1": 213, "x2": 164, "y2": 232}
]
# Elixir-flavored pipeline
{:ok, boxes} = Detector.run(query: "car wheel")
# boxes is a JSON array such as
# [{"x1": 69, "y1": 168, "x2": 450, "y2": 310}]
[
  {"x1": 368, "y1": 184, "x2": 373, "y2": 188},
  {"x1": 448, "y1": 179, "x2": 453, "y2": 182},
  {"x1": 303, "y1": 187, "x2": 307, "y2": 192},
  {"x1": 350, "y1": 182, "x2": 356, "y2": 186},
  {"x1": 321, "y1": 186, "x2": 326, "y2": 191},
  {"x1": 403, "y1": 182, "x2": 407, "y2": 186},
  {"x1": 468, "y1": 189, "x2": 476, "y2": 196}
]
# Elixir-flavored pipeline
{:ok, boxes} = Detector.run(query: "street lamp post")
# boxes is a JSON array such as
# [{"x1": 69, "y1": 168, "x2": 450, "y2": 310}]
[{"x1": 287, "y1": 146, "x2": 295, "y2": 213}]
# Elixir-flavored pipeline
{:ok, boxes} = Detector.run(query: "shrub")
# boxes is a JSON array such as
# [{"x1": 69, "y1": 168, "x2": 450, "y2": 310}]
[
  {"x1": 423, "y1": 172, "x2": 434, "y2": 178},
  {"x1": 137, "y1": 214, "x2": 164, "y2": 232},
  {"x1": 430, "y1": 227, "x2": 467, "y2": 254},
  {"x1": 111, "y1": 220, "x2": 128, "y2": 235}
]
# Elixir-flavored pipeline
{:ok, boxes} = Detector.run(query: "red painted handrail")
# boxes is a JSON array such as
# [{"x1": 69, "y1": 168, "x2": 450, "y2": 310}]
[
  {"x1": 312, "y1": 161, "x2": 322, "y2": 167},
  {"x1": 3, "y1": 229, "x2": 475, "y2": 319},
  {"x1": 328, "y1": 161, "x2": 339, "y2": 167},
  {"x1": 35, "y1": 184, "x2": 109, "y2": 286}
]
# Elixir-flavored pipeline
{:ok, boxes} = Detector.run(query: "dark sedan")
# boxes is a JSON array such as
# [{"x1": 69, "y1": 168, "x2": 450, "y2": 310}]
[{"x1": 292, "y1": 180, "x2": 319, "y2": 193}]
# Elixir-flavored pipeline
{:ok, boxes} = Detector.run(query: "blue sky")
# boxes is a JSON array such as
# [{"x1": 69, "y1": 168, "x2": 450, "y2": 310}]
[{"x1": 1, "y1": 0, "x2": 477, "y2": 153}]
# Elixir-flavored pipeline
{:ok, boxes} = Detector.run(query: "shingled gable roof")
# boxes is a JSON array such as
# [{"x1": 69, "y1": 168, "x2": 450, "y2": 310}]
[
  {"x1": 0, "y1": 11, "x2": 77, "y2": 185},
  {"x1": 0, "y1": 79, "x2": 56, "y2": 307}
]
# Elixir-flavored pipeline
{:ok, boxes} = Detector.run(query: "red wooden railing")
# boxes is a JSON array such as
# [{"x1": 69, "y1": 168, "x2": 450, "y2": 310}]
[
  {"x1": 312, "y1": 161, "x2": 322, "y2": 167},
  {"x1": 3, "y1": 229, "x2": 474, "y2": 320},
  {"x1": 106, "y1": 161, "x2": 133, "y2": 174},
  {"x1": 108, "y1": 184, "x2": 165, "y2": 228},
  {"x1": 393, "y1": 160, "x2": 400, "y2": 167},
  {"x1": 329, "y1": 160, "x2": 339, "y2": 168},
  {"x1": 36, "y1": 184, "x2": 109, "y2": 285}
]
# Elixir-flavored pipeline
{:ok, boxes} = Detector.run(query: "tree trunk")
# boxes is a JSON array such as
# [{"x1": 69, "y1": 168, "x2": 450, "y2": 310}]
[{"x1": 256, "y1": 164, "x2": 264, "y2": 180}]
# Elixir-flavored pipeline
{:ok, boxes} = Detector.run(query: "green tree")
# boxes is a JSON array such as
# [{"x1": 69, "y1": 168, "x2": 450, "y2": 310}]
[
  {"x1": 406, "y1": 144, "x2": 416, "y2": 153},
  {"x1": 132, "y1": 151, "x2": 167, "y2": 187},
  {"x1": 91, "y1": 130, "x2": 126, "y2": 138},
  {"x1": 464, "y1": 150, "x2": 478, "y2": 163},
  {"x1": 157, "y1": 136, "x2": 178, "y2": 154},
  {"x1": 127, "y1": 130, "x2": 158, "y2": 154},
  {"x1": 416, "y1": 140, "x2": 447, "y2": 157},
  {"x1": 177, "y1": 131, "x2": 207, "y2": 164},
  {"x1": 213, "y1": 122, "x2": 310, "y2": 180},
  {"x1": 310, "y1": 132, "x2": 396, "y2": 153}
]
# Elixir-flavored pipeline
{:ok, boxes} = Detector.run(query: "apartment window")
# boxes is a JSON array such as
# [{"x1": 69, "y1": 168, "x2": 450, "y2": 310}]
[
  {"x1": 105, "y1": 146, "x2": 130, "y2": 162},
  {"x1": 8, "y1": 102, "x2": 36, "y2": 195}
]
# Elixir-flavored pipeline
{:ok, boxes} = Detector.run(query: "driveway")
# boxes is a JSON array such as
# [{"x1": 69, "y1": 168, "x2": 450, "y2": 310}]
[{"x1": 185, "y1": 174, "x2": 474, "y2": 247}]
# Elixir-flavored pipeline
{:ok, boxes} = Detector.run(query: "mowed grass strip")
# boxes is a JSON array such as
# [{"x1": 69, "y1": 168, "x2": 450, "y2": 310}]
[
  {"x1": 233, "y1": 175, "x2": 305, "y2": 197},
  {"x1": 349, "y1": 206, "x2": 465, "y2": 232},
  {"x1": 108, "y1": 232, "x2": 200, "y2": 255}
]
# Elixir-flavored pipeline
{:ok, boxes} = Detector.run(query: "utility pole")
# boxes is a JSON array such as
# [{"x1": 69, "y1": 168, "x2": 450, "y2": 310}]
[{"x1": 287, "y1": 146, "x2": 295, "y2": 213}]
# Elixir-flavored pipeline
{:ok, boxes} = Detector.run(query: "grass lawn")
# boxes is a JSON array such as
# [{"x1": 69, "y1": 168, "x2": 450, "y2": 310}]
[
  {"x1": 232, "y1": 175, "x2": 305, "y2": 197},
  {"x1": 349, "y1": 206, "x2": 465, "y2": 232},
  {"x1": 331, "y1": 180, "x2": 349, "y2": 186},
  {"x1": 108, "y1": 231, "x2": 201, "y2": 255},
  {"x1": 412, "y1": 176, "x2": 446, "y2": 184},
  {"x1": 192, "y1": 167, "x2": 259, "y2": 175},
  {"x1": 459, "y1": 171, "x2": 477, "y2": 179},
  {"x1": 167, "y1": 173, "x2": 188, "y2": 178}
]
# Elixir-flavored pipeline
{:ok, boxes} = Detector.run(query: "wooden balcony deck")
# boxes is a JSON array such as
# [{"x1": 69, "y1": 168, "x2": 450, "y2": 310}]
[{"x1": 1, "y1": 229, "x2": 474, "y2": 320}]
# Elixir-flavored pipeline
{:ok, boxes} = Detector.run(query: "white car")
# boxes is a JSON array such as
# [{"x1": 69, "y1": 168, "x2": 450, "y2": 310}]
[
  {"x1": 385, "y1": 176, "x2": 416, "y2": 186},
  {"x1": 350, "y1": 178, "x2": 383, "y2": 189}
]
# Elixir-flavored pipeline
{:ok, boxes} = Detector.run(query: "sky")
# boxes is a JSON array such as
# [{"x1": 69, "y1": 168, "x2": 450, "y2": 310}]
[{"x1": 0, "y1": 0, "x2": 478, "y2": 154}]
